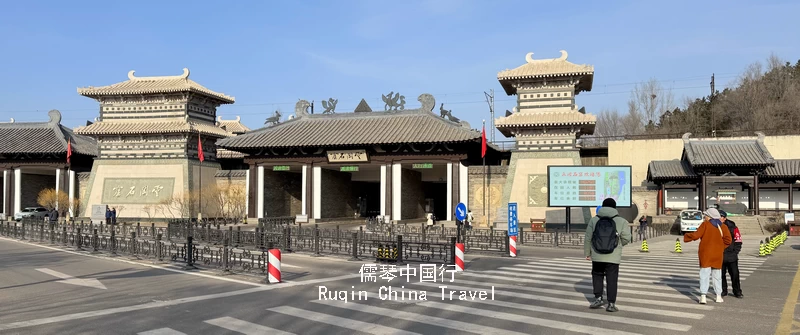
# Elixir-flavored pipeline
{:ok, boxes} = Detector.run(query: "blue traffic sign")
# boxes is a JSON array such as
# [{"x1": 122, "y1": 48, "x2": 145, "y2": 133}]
[
  {"x1": 507, "y1": 202, "x2": 518, "y2": 236},
  {"x1": 455, "y1": 203, "x2": 467, "y2": 221}
]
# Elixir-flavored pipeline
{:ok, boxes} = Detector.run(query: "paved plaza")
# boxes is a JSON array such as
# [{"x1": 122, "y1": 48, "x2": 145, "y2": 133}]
[{"x1": 0, "y1": 233, "x2": 798, "y2": 335}]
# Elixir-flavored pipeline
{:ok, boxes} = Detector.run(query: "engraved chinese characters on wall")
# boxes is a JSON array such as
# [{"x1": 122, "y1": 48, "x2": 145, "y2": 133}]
[
  {"x1": 326, "y1": 149, "x2": 369, "y2": 163},
  {"x1": 527, "y1": 174, "x2": 548, "y2": 207},
  {"x1": 101, "y1": 178, "x2": 176, "y2": 204}
]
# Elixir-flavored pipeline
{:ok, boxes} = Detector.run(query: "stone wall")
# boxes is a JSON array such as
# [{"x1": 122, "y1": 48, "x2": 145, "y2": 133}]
[
  {"x1": 468, "y1": 166, "x2": 507, "y2": 227},
  {"x1": 320, "y1": 169, "x2": 354, "y2": 218},
  {"x1": 215, "y1": 170, "x2": 247, "y2": 189},
  {"x1": 401, "y1": 168, "x2": 425, "y2": 219},
  {"x1": 263, "y1": 171, "x2": 302, "y2": 217},
  {"x1": 632, "y1": 187, "x2": 657, "y2": 218},
  {"x1": 21, "y1": 173, "x2": 55, "y2": 208}
]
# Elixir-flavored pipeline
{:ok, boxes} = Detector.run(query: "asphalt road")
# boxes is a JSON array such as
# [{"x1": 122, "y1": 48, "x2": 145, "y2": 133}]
[{"x1": 0, "y1": 234, "x2": 798, "y2": 335}]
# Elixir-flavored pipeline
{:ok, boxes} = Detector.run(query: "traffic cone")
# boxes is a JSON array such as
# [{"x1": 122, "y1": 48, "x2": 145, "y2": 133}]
[
  {"x1": 758, "y1": 240, "x2": 766, "y2": 257},
  {"x1": 766, "y1": 238, "x2": 773, "y2": 255},
  {"x1": 673, "y1": 238, "x2": 682, "y2": 253},
  {"x1": 376, "y1": 244, "x2": 384, "y2": 261},
  {"x1": 640, "y1": 239, "x2": 649, "y2": 252}
]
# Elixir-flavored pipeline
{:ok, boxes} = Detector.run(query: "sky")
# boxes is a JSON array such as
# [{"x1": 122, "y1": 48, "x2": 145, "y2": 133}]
[{"x1": 1, "y1": 0, "x2": 799, "y2": 143}]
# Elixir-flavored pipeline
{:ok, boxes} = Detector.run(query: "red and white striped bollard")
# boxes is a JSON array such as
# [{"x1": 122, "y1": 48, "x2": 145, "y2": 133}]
[
  {"x1": 455, "y1": 243, "x2": 465, "y2": 272},
  {"x1": 509, "y1": 235, "x2": 517, "y2": 257},
  {"x1": 268, "y1": 248, "x2": 281, "y2": 283}
]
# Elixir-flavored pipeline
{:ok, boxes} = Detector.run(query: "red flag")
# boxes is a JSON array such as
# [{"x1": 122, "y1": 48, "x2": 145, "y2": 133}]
[
  {"x1": 197, "y1": 134, "x2": 205, "y2": 162},
  {"x1": 66, "y1": 138, "x2": 72, "y2": 165},
  {"x1": 481, "y1": 126, "x2": 487, "y2": 158}
]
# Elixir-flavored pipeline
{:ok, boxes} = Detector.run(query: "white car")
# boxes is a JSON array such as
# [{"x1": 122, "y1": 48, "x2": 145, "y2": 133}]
[{"x1": 679, "y1": 210, "x2": 703, "y2": 234}]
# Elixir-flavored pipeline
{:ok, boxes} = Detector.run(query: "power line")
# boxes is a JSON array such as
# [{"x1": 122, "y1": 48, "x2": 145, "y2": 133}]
[{"x1": 0, "y1": 74, "x2": 740, "y2": 115}]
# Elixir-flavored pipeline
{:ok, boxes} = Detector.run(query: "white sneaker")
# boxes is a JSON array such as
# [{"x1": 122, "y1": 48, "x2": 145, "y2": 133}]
[
  {"x1": 716, "y1": 294, "x2": 724, "y2": 303},
  {"x1": 699, "y1": 295, "x2": 707, "y2": 304}
]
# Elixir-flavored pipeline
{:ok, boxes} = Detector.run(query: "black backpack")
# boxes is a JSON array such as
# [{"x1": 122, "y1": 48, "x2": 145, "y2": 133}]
[{"x1": 592, "y1": 215, "x2": 619, "y2": 254}]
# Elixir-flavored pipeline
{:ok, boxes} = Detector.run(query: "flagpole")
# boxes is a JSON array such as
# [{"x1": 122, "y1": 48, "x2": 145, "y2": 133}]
[{"x1": 482, "y1": 119, "x2": 486, "y2": 228}]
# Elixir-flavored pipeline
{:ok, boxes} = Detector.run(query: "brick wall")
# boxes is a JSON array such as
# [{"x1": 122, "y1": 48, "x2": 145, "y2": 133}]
[
  {"x1": 320, "y1": 169, "x2": 354, "y2": 218},
  {"x1": 21, "y1": 173, "x2": 56, "y2": 208},
  {"x1": 263, "y1": 171, "x2": 302, "y2": 217},
  {"x1": 401, "y1": 168, "x2": 425, "y2": 219},
  {"x1": 468, "y1": 166, "x2": 508, "y2": 227}
]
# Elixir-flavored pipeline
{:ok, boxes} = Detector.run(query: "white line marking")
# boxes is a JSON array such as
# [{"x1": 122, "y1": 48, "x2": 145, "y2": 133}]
[
  {"x1": 268, "y1": 306, "x2": 421, "y2": 335},
  {"x1": 313, "y1": 300, "x2": 517, "y2": 335},
  {"x1": 412, "y1": 281, "x2": 708, "y2": 318},
  {"x1": 557, "y1": 257, "x2": 761, "y2": 271},
  {"x1": 0, "y1": 274, "x2": 358, "y2": 331},
  {"x1": 205, "y1": 317, "x2": 296, "y2": 335},
  {"x1": 403, "y1": 288, "x2": 692, "y2": 331},
  {"x1": 525, "y1": 261, "x2": 755, "y2": 276},
  {"x1": 35, "y1": 268, "x2": 107, "y2": 290},
  {"x1": 478, "y1": 269, "x2": 698, "y2": 289},
  {"x1": 449, "y1": 278, "x2": 710, "y2": 311},
  {"x1": 413, "y1": 300, "x2": 640, "y2": 335},
  {"x1": 138, "y1": 328, "x2": 187, "y2": 335}
]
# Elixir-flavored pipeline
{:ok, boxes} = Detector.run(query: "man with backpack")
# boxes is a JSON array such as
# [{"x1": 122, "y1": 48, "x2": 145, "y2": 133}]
[{"x1": 584, "y1": 198, "x2": 632, "y2": 312}]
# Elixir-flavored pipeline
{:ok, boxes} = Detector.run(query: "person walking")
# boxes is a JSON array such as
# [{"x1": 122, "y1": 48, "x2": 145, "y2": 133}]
[
  {"x1": 720, "y1": 210, "x2": 743, "y2": 298},
  {"x1": 638, "y1": 215, "x2": 648, "y2": 239},
  {"x1": 584, "y1": 198, "x2": 632, "y2": 312},
  {"x1": 466, "y1": 210, "x2": 474, "y2": 230},
  {"x1": 684, "y1": 207, "x2": 732, "y2": 304},
  {"x1": 105, "y1": 206, "x2": 111, "y2": 225},
  {"x1": 111, "y1": 207, "x2": 117, "y2": 225}
]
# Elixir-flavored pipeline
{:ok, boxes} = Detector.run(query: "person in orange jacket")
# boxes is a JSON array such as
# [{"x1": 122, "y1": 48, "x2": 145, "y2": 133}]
[{"x1": 684, "y1": 207, "x2": 732, "y2": 304}]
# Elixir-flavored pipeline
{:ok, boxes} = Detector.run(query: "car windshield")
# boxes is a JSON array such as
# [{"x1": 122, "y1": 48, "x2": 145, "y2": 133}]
[
  {"x1": 22, "y1": 208, "x2": 33, "y2": 212},
  {"x1": 681, "y1": 211, "x2": 702, "y2": 220}
]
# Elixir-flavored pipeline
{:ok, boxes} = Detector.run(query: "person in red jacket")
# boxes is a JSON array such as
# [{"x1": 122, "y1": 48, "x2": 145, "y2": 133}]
[
  {"x1": 684, "y1": 208, "x2": 732, "y2": 304},
  {"x1": 719, "y1": 210, "x2": 743, "y2": 298}
]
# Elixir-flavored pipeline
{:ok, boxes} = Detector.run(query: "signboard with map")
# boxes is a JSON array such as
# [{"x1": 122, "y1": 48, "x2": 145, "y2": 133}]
[{"x1": 547, "y1": 166, "x2": 632, "y2": 207}]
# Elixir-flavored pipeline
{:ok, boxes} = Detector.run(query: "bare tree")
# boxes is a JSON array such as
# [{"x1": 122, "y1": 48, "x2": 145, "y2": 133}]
[{"x1": 629, "y1": 78, "x2": 676, "y2": 129}]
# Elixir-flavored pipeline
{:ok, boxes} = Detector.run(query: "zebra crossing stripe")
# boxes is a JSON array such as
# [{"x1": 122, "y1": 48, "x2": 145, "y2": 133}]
[
  {"x1": 450, "y1": 278, "x2": 711, "y2": 311},
  {"x1": 498, "y1": 266, "x2": 701, "y2": 284},
  {"x1": 558, "y1": 257, "x2": 761, "y2": 271},
  {"x1": 525, "y1": 261, "x2": 756, "y2": 276},
  {"x1": 268, "y1": 306, "x2": 421, "y2": 335},
  {"x1": 313, "y1": 300, "x2": 527, "y2": 335},
  {"x1": 399, "y1": 288, "x2": 693, "y2": 331},
  {"x1": 205, "y1": 317, "x2": 296, "y2": 335},
  {"x1": 478, "y1": 269, "x2": 700, "y2": 291},
  {"x1": 623, "y1": 254, "x2": 765, "y2": 264},
  {"x1": 411, "y1": 281, "x2": 707, "y2": 318},
  {"x1": 137, "y1": 328, "x2": 187, "y2": 335},
  {"x1": 517, "y1": 263, "x2": 755, "y2": 278}
]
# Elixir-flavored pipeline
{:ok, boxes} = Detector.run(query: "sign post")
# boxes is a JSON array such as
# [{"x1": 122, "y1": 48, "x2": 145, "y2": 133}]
[
  {"x1": 455, "y1": 203, "x2": 467, "y2": 243},
  {"x1": 508, "y1": 202, "x2": 518, "y2": 257}
]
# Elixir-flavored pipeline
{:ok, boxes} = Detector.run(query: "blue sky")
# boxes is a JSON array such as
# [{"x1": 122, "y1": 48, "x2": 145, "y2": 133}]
[{"x1": 1, "y1": 0, "x2": 799, "y2": 142}]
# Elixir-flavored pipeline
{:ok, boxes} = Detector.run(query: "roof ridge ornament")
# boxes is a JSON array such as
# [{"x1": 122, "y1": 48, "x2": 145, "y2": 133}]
[
  {"x1": 265, "y1": 110, "x2": 281, "y2": 126},
  {"x1": 127, "y1": 68, "x2": 191, "y2": 81},
  {"x1": 525, "y1": 50, "x2": 568, "y2": 64},
  {"x1": 48, "y1": 109, "x2": 62, "y2": 125},
  {"x1": 418, "y1": 93, "x2": 435, "y2": 113},
  {"x1": 382, "y1": 91, "x2": 406, "y2": 111},
  {"x1": 321, "y1": 98, "x2": 338, "y2": 114},
  {"x1": 295, "y1": 99, "x2": 311, "y2": 117}
]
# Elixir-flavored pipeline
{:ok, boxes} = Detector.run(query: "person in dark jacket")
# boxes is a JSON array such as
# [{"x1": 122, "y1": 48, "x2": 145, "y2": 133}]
[
  {"x1": 105, "y1": 206, "x2": 112, "y2": 225},
  {"x1": 720, "y1": 210, "x2": 743, "y2": 298},
  {"x1": 111, "y1": 208, "x2": 117, "y2": 225},
  {"x1": 49, "y1": 208, "x2": 59, "y2": 224}
]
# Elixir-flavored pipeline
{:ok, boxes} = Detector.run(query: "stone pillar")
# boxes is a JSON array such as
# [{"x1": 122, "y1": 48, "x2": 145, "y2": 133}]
[
  {"x1": 789, "y1": 182, "x2": 794, "y2": 212},
  {"x1": 244, "y1": 168, "x2": 250, "y2": 217},
  {"x1": 68, "y1": 170, "x2": 76, "y2": 218},
  {"x1": 2, "y1": 169, "x2": 7, "y2": 217},
  {"x1": 312, "y1": 166, "x2": 321, "y2": 220},
  {"x1": 459, "y1": 162, "x2": 468, "y2": 212},
  {"x1": 247, "y1": 165, "x2": 257, "y2": 218},
  {"x1": 55, "y1": 168, "x2": 61, "y2": 211},
  {"x1": 385, "y1": 163, "x2": 392, "y2": 221},
  {"x1": 380, "y1": 165, "x2": 387, "y2": 218},
  {"x1": 257, "y1": 165, "x2": 265, "y2": 219},
  {"x1": 301, "y1": 165, "x2": 308, "y2": 216},
  {"x1": 391, "y1": 163, "x2": 402, "y2": 221},
  {"x1": 14, "y1": 168, "x2": 21, "y2": 215},
  {"x1": 658, "y1": 183, "x2": 665, "y2": 215},
  {"x1": 446, "y1": 162, "x2": 453, "y2": 221},
  {"x1": 753, "y1": 175, "x2": 760, "y2": 215}
]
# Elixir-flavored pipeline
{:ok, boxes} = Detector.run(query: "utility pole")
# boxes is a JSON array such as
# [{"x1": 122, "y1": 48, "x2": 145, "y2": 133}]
[{"x1": 484, "y1": 89, "x2": 495, "y2": 142}]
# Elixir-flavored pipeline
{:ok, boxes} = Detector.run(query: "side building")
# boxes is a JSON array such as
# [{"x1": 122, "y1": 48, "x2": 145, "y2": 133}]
[{"x1": 217, "y1": 94, "x2": 503, "y2": 224}]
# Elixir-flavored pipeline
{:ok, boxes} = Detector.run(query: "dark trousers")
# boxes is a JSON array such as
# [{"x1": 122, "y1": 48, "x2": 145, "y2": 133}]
[
  {"x1": 722, "y1": 261, "x2": 742, "y2": 295},
  {"x1": 592, "y1": 261, "x2": 620, "y2": 303}
]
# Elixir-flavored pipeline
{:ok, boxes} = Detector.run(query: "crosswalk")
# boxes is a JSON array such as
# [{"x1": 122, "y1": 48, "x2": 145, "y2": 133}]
[{"x1": 137, "y1": 255, "x2": 767, "y2": 335}]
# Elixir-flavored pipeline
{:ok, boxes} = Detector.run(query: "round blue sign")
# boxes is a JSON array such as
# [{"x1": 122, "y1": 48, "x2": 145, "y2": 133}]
[{"x1": 455, "y1": 203, "x2": 467, "y2": 221}]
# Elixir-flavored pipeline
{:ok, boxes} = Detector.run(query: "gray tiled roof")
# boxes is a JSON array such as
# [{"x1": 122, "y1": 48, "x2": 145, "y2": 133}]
[
  {"x1": 215, "y1": 170, "x2": 247, "y2": 178},
  {"x1": 0, "y1": 110, "x2": 97, "y2": 156},
  {"x1": 682, "y1": 134, "x2": 774, "y2": 167},
  {"x1": 647, "y1": 160, "x2": 697, "y2": 180},
  {"x1": 78, "y1": 68, "x2": 234, "y2": 104},
  {"x1": 764, "y1": 159, "x2": 800, "y2": 178},
  {"x1": 217, "y1": 95, "x2": 481, "y2": 149}
]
